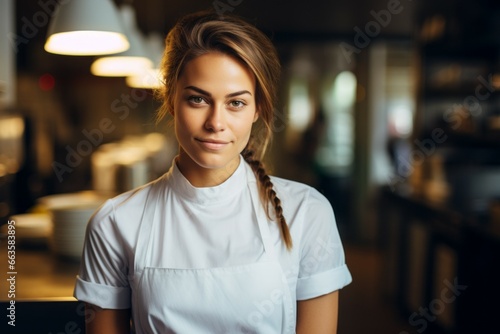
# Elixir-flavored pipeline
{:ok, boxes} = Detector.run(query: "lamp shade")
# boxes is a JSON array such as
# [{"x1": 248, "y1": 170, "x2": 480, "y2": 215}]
[
  {"x1": 44, "y1": 0, "x2": 129, "y2": 56},
  {"x1": 90, "y1": 5, "x2": 153, "y2": 77}
]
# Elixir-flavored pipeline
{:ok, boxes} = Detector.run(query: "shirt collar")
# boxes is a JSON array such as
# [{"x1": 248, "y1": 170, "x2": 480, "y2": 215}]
[{"x1": 167, "y1": 155, "x2": 249, "y2": 205}]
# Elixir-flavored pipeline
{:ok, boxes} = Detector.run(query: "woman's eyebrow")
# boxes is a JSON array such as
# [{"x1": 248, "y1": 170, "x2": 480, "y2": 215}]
[
  {"x1": 226, "y1": 90, "x2": 252, "y2": 98},
  {"x1": 184, "y1": 86, "x2": 252, "y2": 98},
  {"x1": 184, "y1": 86, "x2": 211, "y2": 96}
]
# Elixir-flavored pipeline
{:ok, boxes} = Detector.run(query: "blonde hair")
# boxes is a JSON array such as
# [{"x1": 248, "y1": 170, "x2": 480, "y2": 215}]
[{"x1": 156, "y1": 10, "x2": 292, "y2": 249}]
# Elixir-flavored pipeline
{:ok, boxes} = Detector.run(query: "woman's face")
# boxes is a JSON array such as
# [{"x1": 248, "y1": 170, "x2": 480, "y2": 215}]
[{"x1": 173, "y1": 52, "x2": 258, "y2": 185}]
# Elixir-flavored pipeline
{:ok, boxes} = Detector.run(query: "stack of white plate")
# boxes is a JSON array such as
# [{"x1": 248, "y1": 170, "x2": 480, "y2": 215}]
[
  {"x1": 38, "y1": 191, "x2": 107, "y2": 210},
  {"x1": 38, "y1": 192, "x2": 108, "y2": 260},
  {"x1": 2, "y1": 213, "x2": 52, "y2": 245},
  {"x1": 50, "y1": 204, "x2": 99, "y2": 260}
]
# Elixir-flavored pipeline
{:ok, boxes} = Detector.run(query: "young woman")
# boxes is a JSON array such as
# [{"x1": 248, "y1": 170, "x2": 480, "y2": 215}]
[{"x1": 74, "y1": 10, "x2": 352, "y2": 333}]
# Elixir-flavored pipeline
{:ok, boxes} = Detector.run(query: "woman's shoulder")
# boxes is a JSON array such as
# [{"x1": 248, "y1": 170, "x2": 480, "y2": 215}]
[
  {"x1": 270, "y1": 176, "x2": 324, "y2": 198},
  {"x1": 116, "y1": 172, "x2": 170, "y2": 207},
  {"x1": 270, "y1": 175, "x2": 331, "y2": 209},
  {"x1": 89, "y1": 175, "x2": 167, "y2": 231}
]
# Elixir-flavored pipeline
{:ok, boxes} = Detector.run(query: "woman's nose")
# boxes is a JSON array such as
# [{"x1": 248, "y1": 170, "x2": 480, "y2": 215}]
[{"x1": 204, "y1": 105, "x2": 226, "y2": 132}]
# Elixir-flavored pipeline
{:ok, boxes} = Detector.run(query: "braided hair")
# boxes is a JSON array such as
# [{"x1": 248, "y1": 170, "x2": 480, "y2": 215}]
[
  {"x1": 156, "y1": 10, "x2": 293, "y2": 250},
  {"x1": 242, "y1": 147, "x2": 292, "y2": 249}
]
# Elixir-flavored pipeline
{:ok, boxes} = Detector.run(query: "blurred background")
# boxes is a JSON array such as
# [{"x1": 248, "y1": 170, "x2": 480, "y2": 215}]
[{"x1": 1, "y1": 0, "x2": 500, "y2": 333}]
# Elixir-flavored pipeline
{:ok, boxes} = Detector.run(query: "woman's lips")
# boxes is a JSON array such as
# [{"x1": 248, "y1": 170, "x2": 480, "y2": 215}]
[{"x1": 196, "y1": 138, "x2": 230, "y2": 150}]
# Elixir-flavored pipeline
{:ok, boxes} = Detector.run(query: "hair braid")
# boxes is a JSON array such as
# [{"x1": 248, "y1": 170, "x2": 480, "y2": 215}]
[{"x1": 242, "y1": 147, "x2": 293, "y2": 250}]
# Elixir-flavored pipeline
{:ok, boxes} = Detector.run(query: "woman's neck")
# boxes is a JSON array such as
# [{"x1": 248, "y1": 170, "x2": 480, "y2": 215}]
[{"x1": 175, "y1": 153, "x2": 241, "y2": 187}]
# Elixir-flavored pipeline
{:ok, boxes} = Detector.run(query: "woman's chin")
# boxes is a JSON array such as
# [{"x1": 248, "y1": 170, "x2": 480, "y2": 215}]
[{"x1": 195, "y1": 154, "x2": 240, "y2": 170}]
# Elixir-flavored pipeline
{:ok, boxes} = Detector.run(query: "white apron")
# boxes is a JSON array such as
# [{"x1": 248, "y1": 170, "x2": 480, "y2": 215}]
[{"x1": 131, "y1": 173, "x2": 295, "y2": 333}]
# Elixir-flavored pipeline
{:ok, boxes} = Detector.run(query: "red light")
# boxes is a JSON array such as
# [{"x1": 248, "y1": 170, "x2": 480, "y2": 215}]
[{"x1": 39, "y1": 73, "x2": 55, "y2": 91}]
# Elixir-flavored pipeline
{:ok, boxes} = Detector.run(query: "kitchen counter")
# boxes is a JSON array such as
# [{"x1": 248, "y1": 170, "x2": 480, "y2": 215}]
[
  {"x1": 0, "y1": 243, "x2": 79, "y2": 301},
  {"x1": 380, "y1": 186, "x2": 500, "y2": 243},
  {"x1": 378, "y1": 186, "x2": 500, "y2": 334},
  {"x1": 0, "y1": 242, "x2": 86, "y2": 333}
]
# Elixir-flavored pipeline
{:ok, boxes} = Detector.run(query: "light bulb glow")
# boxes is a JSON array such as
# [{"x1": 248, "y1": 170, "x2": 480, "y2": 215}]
[
  {"x1": 44, "y1": 31, "x2": 129, "y2": 56},
  {"x1": 91, "y1": 57, "x2": 153, "y2": 77},
  {"x1": 126, "y1": 69, "x2": 162, "y2": 89}
]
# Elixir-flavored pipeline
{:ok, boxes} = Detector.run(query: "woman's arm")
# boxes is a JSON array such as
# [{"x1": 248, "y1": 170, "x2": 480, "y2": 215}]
[
  {"x1": 296, "y1": 290, "x2": 339, "y2": 334},
  {"x1": 85, "y1": 303, "x2": 131, "y2": 334}
]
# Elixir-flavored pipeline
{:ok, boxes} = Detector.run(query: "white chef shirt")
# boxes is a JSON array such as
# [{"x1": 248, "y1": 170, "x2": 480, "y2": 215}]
[{"x1": 74, "y1": 156, "x2": 352, "y2": 318}]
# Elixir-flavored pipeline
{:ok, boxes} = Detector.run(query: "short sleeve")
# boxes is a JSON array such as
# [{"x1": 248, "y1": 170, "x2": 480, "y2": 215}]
[
  {"x1": 296, "y1": 188, "x2": 352, "y2": 300},
  {"x1": 73, "y1": 199, "x2": 131, "y2": 309}
]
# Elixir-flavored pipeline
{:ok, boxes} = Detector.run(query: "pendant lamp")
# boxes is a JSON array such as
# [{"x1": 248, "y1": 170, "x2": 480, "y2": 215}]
[
  {"x1": 125, "y1": 68, "x2": 162, "y2": 89},
  {"x1": 126, "y1": 33, "x2": 164, "y2": 89},
  {"x1": 44, "y1": 0, "x2": 129, "y2": 56},
  {"x1": 90, "y1": 4, "x2": 153, "y2": 77}
]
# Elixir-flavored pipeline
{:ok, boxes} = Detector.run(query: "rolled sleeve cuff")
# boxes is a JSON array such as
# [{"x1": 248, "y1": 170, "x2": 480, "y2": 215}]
[
  {"x1": 296, "y1": 264, "x2": 352, "y2": 300},
  {"x1": 73, "y1": 276, "x2": 131, "y2": 309}
]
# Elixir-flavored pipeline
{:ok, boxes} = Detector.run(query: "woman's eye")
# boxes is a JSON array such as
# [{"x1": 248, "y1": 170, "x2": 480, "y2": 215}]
[
  {"x1": 188, "y1": 96, "x2": 205, "y2": 104},
  {"x1": 229, "y1": 100, "x2": 246, "y2": 108}
]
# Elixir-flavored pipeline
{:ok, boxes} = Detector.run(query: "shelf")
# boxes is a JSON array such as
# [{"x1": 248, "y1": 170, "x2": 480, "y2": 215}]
[
  {"x1": 421, "y1": 88, "x2": 500, "y2": 100},
  {"x1": 444, "y1": 132, "x2": 500, "y2": 148},
  {"x1": 380, "y1": 187, "x2": 500, "y2": 242},
  {"x1": 420, "y1": 41, "x2": 500, "y2": 61},
  {"x1": 416, "y1": 130, "x2": 500, "y2": 149},
  {"x1": 379, "y1": 186, "x2": 500, "y2": 334}
]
